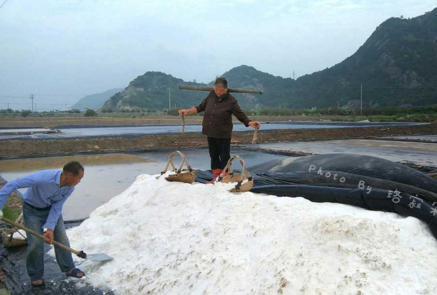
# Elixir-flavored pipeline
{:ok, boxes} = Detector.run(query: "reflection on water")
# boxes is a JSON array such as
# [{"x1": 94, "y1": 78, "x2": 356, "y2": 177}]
[
  {"x1": 0, "y1": 153, "x2": 152, "y2": 172},
  {"x1": 0, "y1": 150, "x2": 287, "y2": 221}
]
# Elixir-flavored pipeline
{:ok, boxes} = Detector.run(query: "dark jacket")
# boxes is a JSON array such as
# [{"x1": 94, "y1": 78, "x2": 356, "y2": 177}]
[{"x1": 195, "y1": 91, "x2": 251, "y2": 139}]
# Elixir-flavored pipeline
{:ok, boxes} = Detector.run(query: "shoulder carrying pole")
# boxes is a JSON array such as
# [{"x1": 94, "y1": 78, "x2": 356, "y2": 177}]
[{"x1": 179, "y1": 86, "x2": 263, "y2": 94}]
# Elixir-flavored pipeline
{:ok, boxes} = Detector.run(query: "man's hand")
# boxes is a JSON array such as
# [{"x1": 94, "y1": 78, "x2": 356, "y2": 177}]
[
  {"x1": 0, "y1": 210, "x2": 3, "y2": 219},
  {"x1": 44, "y1": 229, "x2": 54, "y2": 244},
  {"x1": 249, "y1": 121, "x2": 260, "y2": 129},
  {"x1": 178, "y1": 109, "x2": 189, "y2": 117}
]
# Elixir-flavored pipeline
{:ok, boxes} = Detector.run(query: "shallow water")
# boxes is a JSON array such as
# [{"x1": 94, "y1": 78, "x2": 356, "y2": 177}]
[
  {"x1": 0, "y1": 154, "x2": 162, "y2": 221},
  {"x1": 135, "y1": 147, "x2": 289, "y2": 170}
]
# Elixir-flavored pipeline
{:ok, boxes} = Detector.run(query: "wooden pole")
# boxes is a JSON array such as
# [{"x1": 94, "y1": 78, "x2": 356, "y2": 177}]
[{"x1": 179, "y1": 86, "x2": 263, "y2": 94}]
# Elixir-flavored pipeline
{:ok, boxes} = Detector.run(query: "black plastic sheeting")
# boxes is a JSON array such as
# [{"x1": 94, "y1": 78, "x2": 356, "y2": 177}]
[
  {"x1": 248, "y1": 153, "x2": 437, "y2": 194},
  {"x1": 196, "y1": 153, "x2": 437, "y2": 239},
  {"x1": 0, "y1": 222, "x2": 114, "y2": 295}
]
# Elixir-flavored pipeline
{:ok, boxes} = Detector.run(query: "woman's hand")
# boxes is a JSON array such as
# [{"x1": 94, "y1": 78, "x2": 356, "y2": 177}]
[
  {"x1": 178, "y1": 109, "x2": 189, "y2": 117},
  {"x1": 249, "y1": 121, "x2": 260, "y2": 129}
]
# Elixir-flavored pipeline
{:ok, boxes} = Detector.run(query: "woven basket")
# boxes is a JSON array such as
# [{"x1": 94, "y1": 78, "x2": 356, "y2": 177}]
[
  {"x1": 2, "y1": 213, "x2": 28, "y2": 248},
  {"x1": 160, "y1": 151, "x2": 196, "y2": 184},
  {"x1": 2, "y1": 232, "x2": 27, "y2": 248},
  {"x1": 218, "y1": 155, "x2": 254, "y2": 192}
]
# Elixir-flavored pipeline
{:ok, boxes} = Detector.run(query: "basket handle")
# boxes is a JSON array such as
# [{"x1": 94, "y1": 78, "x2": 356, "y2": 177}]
[
  {"x1": 161, "y1": 151, "x2": 193, "y2": 175},
  {"x1": 219, "y1": 155, "x2": 250, "y2": 184}
]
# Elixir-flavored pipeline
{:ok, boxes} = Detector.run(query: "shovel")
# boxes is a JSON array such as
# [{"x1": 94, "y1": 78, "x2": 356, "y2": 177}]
[{"x1": 1, "y1": 217, "x2": 113, "y2": 262}]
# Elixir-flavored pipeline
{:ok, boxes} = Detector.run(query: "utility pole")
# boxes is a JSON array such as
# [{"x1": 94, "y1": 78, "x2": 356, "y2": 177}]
[
  {"x1": 7, "y1": 103, "x2": 9, "y2": 109},
  {"x1": 293, "y1": 71, "x2": 296, "y2": 80},
  {"x1": 167, "y1": 88, "x2": 171, "y2": 111},
  {"x1": 360, "y1": 84, "x2": 363, "y2": 116},
  {"x1": 30, "y1": 94, "x2": 34, "y2": 112}
]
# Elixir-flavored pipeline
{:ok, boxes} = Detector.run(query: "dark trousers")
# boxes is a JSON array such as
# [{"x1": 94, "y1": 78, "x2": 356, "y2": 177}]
[
  {"x1": 207, "y1": 137, "x2": 231, "y2": 170},
  {"x1": 23, "y1": 202, "x2": 75, "y2": 281}
]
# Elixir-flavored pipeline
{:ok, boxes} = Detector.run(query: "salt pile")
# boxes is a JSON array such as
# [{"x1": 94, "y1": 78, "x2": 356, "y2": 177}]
[{"x1": 66, "y1": 174, "x2": 437, "y2": 294}]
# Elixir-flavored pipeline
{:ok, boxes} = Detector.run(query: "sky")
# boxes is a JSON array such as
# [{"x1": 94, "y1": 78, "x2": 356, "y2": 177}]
[{"x1": 0, "y1": 0, "x2": 436, "y2": 110}]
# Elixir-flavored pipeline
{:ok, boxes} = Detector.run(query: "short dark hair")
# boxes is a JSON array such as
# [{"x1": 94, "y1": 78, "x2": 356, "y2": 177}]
[
  {"x1": 214, "y1": 77, "x2": 228, "y2": 88},
  {"x1": 63, "y1": 161, "x2": 84, "y2": 176}
]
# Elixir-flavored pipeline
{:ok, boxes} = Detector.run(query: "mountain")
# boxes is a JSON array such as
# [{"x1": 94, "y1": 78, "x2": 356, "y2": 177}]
[
  {"x1": 219, "y1": 66, "x2": 295, "y2": 109},
  {"x1": 103, "y1": 8, "x2": 437, "y2": 110},
  {"x1": 290, "y1": 8, "x2": 437, "y2": 108},
  {"x1": 72, "y1": 88, "x2": 123, "y2": 111}
]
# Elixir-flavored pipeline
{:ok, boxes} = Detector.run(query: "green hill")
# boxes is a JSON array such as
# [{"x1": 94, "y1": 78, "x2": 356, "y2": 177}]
[{"x1": 101, "y1": 72, "x2": 208, "y2": 111}]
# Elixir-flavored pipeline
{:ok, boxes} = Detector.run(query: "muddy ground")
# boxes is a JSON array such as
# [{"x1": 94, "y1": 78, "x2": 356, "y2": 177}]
[{"x1": 0, "y1": 121, "x2": 436, "y2": 159}]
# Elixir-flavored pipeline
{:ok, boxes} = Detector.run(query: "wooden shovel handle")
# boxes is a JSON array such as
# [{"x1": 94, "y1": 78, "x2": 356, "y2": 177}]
[{"x1": 1, "y1": 217, "x2": 81, "y2": 256}]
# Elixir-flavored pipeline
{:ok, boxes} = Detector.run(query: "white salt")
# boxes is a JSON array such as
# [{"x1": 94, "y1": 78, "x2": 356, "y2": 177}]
[{"x1": 63, "y1": 174, "x2": 437, "y2": 294}]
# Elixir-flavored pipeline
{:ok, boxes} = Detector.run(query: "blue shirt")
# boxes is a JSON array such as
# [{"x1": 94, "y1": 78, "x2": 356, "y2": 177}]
[{"x1": 0, "y1": 170, "x2": 75, "y2": 230}]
